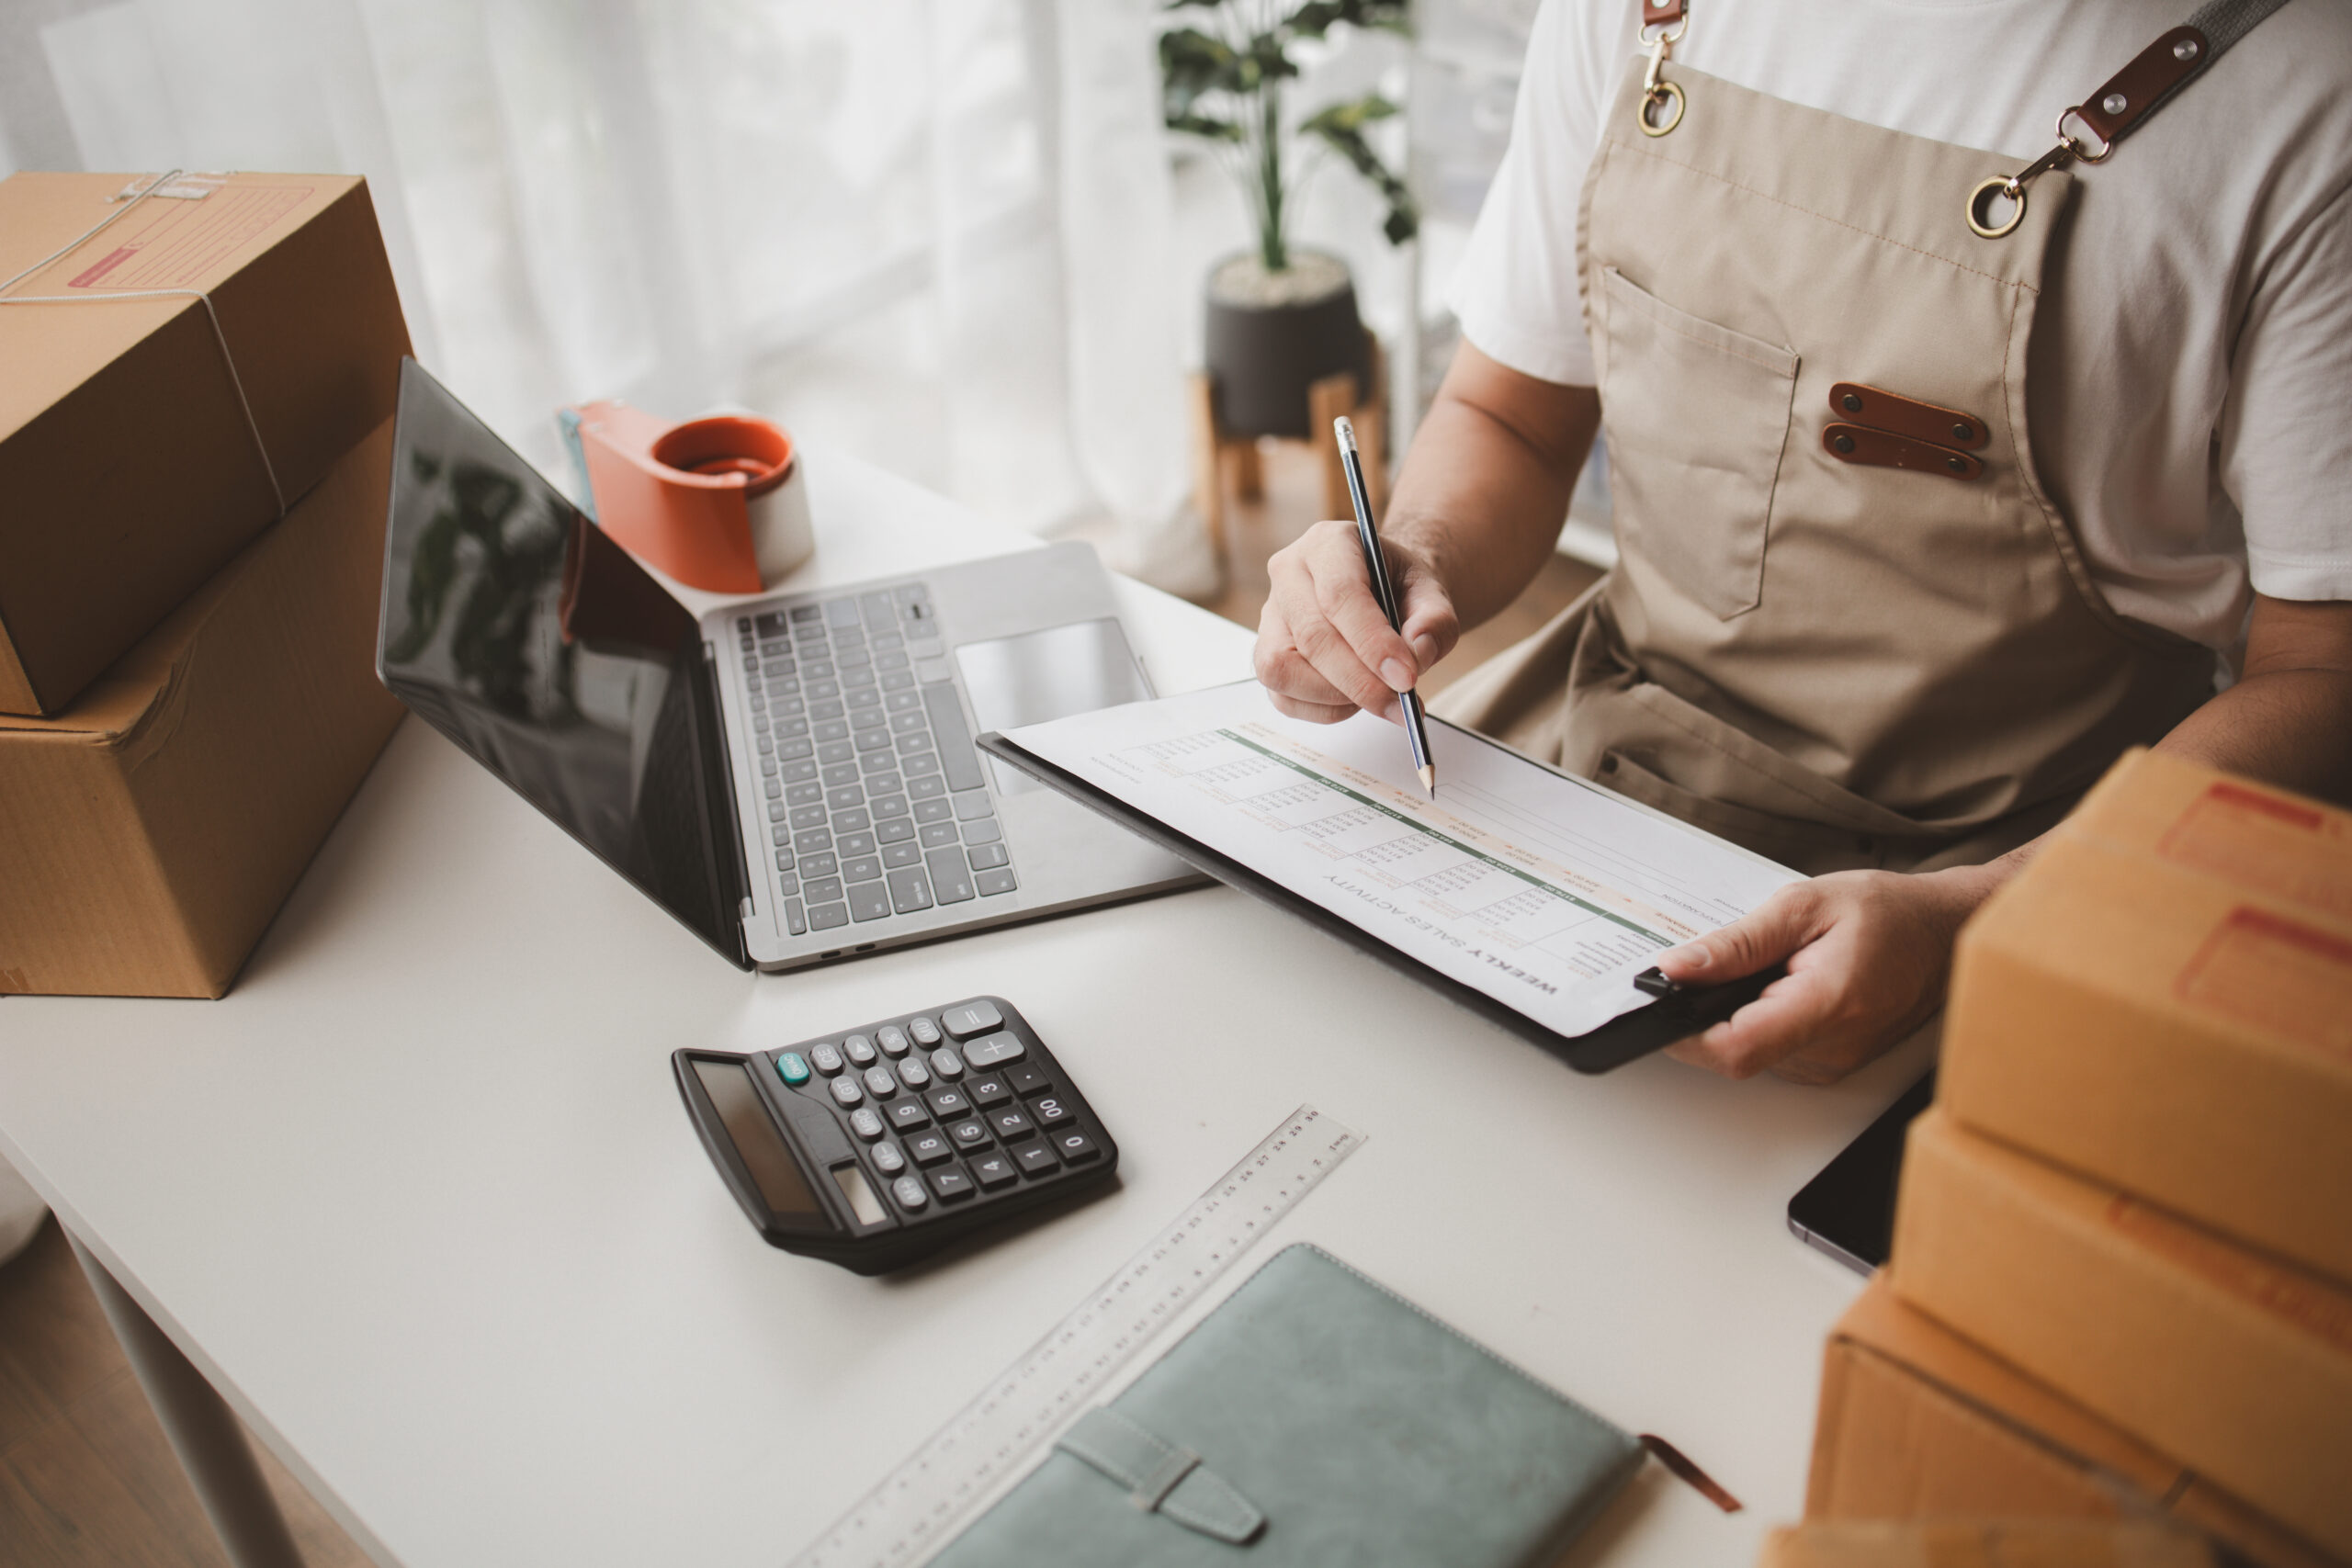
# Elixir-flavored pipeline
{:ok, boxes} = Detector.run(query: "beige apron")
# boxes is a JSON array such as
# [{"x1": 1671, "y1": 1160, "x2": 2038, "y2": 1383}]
[{"x1": 1434, "y1": 47, "x2": 2218, "y2": 877}]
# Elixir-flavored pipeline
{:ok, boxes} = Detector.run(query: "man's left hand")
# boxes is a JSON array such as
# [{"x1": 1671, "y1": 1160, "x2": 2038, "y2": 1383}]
[{"x1": 1651, "y1": 865, "x2": 2006, "y2": 1083}]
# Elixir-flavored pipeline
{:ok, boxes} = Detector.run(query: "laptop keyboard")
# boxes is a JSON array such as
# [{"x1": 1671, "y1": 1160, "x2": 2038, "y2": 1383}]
[{"x1": 734, "y1": 587, "x2": 1017, "y2": 940}]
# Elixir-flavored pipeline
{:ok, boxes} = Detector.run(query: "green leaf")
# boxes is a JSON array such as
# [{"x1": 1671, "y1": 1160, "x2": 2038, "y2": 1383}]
[
  {"x1": 1168, "y1": 111, "x2": 1244, "y2": 141},
  {"x1": 1301, "y1": 96, "x2": 1419, "y2": 246},
  {"x1": 1283, "y1": 0, "x2": 1411, "y2": 41},
  {"x1": 1160, "y1": 26, "x2": 1245, "y2": 126}
]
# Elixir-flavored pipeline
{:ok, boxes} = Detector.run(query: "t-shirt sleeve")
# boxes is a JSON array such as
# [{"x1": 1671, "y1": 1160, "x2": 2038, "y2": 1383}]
[
  {"x1": 2222, "y1": 178, "x2": 2352, "y2": 604},
  {"x1": 1444, "y1": 0, "x2": 1622, "y2": 389}
]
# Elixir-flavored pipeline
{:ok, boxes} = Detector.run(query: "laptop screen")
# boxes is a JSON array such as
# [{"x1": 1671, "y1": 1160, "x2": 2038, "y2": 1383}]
[{"x1": 377, "y1": 359, "x2": 749, "y2": 966}]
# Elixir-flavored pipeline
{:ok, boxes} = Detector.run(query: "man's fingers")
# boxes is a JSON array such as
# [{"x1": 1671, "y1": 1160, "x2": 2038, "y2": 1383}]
[
  {"x1": 1254, "y1": 595, "x2": 1357, "y2": 712},
  {"x1": 1657, "y1": 883, "x2": 1824, "y2": 983},
  {"x1": 1664, "y1": 967, "x2": 1841, "y2": 1079},
  {"x1": 1306, "y1": 539, "x2": 1420, "y2": 693},
  {"x1": 1396, "y1": 570, "x2": 1459, "y2": 673}
]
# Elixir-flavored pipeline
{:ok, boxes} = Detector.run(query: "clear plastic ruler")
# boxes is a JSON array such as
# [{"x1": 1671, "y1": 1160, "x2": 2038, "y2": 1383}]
[{"x1": 788, "y1": 1103, "x2": 1366, "y2": 1568}]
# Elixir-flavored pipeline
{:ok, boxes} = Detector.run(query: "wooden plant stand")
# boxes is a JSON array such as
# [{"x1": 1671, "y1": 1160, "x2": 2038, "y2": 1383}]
[{"x1": 1188, "y1": 335, "x2": 1389, "y2": 557}]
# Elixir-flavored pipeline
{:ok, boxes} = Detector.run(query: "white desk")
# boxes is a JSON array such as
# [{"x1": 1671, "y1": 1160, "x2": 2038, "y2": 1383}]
[{"x1": 0, "y1": 448, "x2": 1917, "y2": 1568}]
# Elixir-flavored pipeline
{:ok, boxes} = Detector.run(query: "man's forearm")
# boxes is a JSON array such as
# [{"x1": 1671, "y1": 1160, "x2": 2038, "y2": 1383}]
[
  {"x1": 1385, "y1": 356, "x2": 1601, "y2": 633},
  {"x1": 2155, "y1": 668, "x2": 2352, "y2": 803}
]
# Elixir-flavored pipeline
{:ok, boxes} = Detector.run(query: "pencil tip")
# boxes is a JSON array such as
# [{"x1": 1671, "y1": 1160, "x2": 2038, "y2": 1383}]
[{"x1": 1419, "y1": 764, "x2": 1437, "y2": 797}]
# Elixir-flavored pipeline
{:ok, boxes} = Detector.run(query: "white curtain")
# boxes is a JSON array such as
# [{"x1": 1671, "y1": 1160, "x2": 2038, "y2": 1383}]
[{"x1": 1, "y1": 0, "x2": 1215, "y2": 592}]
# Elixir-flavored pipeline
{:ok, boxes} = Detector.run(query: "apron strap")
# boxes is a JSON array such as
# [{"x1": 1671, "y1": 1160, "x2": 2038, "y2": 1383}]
[{"x1": 1963, "y1": 0, "x2": 2295, "y2": 238}]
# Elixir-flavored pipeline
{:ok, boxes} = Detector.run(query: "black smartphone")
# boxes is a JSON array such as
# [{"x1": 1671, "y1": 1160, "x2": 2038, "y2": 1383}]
[{"x1": 1786, "y1": 1070, "x2": 1936, "y2": 1275}]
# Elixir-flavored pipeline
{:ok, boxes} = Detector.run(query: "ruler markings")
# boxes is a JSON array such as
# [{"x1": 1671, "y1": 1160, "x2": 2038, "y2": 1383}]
[{"x1": 788, "y1": 1104, "x2": 1363, "y2": 1568}]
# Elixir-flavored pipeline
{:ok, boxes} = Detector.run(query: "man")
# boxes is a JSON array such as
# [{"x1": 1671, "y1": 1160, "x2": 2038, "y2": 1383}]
[{"x1": 1254, "y1": 0, "x2": 2352, "y2": 1083}]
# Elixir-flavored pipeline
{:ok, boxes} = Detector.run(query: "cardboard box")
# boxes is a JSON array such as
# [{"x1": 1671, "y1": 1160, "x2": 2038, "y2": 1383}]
[
  {"x1": 1941, "y1": 819, "x2": 2352, "y2": 1288},
  {"x1": 0, "y1": 171, "x2": 409, "y2": 716},
  {"x1": 0, "y1": 421, "x2": 404, "y2": 998},
  {"x1": 2063, "y1": 749, "x2": 2352, "y2": 924},
  {"x1": 1808, "y1": 1280, "x2": 2337, "y2": 1568},
  {"x1": 1889, "y1": 1111, "x2": 2352, "y2": 1562},
  {"x1": 1760, "y1": 1520, "x2": 2212, "y2": 1568}
]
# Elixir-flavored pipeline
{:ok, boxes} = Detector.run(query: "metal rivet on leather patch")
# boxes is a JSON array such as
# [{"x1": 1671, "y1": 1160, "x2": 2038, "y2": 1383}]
[
  {"x1": 1946, "y1": 455, "x2": 1968, "y2": 474},
  {"x1": 1840, "y1": 392, "x2": 1862, "y2": 413},
  {"x1": 1833, "y1": 434, "x2": 1856, "y2": 455},
  {"x1": 2101, "y1": 93, "x2": 2128, "y2": 116},
  {"x1": 2174, "y1": 37, "x2": 2199, "y2": 61},
  {"x1": 1951, "y1": 422, "x2": 1973, "y2": 442}
]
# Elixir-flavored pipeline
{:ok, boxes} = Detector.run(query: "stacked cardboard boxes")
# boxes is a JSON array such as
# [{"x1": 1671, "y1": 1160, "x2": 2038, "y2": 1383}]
[
  {"x1": 0, "y1": 171, "x2": 411, "y2": 997},
  {"x1": 1807, "y1": 750, "x2": 2352, "y2": 1568}
]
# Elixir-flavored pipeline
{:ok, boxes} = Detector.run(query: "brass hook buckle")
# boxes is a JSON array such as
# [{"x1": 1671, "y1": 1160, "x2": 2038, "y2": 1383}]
[
  {"x1": 1965, "y1": 141, "x2": 2075, "y2": 239},
  {"x1": 1638, "y1": 23, "x2": 1686, "y2": 137}
]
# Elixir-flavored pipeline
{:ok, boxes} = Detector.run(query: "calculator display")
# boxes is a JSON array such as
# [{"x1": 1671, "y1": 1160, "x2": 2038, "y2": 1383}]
[{"x1": 692, "y1": 1059, "x2": 822, "y2": 1220}]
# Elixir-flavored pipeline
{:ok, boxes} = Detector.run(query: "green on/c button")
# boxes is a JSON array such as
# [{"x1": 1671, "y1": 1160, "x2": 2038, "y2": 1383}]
[{"x1": 775, "y1": 1052, "x2": 811, "y2": 1086}]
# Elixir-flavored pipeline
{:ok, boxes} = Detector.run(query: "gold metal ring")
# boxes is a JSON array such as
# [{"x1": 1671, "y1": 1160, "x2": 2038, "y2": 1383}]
[
  {"x1": 1966, "y1": 175, "x2": 2026, "y2": 239},
  {"x1": 2054, "y1": 107, "x2": 2113, "y2": 164},
  {"x1": 1639, "y1": 82, "x2": 1685, "y2": 138}
]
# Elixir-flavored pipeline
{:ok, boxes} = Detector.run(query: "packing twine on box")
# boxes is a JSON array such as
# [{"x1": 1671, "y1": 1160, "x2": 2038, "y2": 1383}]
[{"x1": 0, "y1": 169, "x2": 287, "y2": 515}]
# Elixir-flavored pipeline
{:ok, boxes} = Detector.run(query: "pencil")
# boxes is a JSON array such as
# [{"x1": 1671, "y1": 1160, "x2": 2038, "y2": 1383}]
[{"x1": 1333, "y1": 417, "x2": 1436, "y2": 798}]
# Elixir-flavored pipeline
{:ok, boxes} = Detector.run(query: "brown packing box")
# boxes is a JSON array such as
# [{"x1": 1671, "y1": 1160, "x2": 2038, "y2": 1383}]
[
  {"x1": 1889, "y1": 1110, "x2": 2352, "y2": 1562},
  {"x1": 0, "y1": 171, "x2": 409, "y2": 716},
  {"x1": 1808, "y1": 1280, "x2": 2337, "y2": 1568},
  {"x1": 0, "y1": 420, "x2": 404, "y2": 998},
  {"x1": 1940, "y1": 798, "x2": 2352, "y2": 1287},
  {"x1": 2063, "y1": 749, "x2": 2352, "y2": 923},
  {"x1": 1759, "y1": 1519, "x2": 2213, "y2": 1568}
]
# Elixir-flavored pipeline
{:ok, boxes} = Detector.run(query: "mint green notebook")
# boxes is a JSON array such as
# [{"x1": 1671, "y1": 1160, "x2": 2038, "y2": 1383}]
[{"x1": 931, "y1": 1244, "x2": 1645, "y2": 1567}]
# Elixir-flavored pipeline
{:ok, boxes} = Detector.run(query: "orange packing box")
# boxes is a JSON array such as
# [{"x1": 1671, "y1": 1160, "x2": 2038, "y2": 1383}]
[
  {"x1": 1888, "y1": 1110, "x2": 2352, "y2": 1562},
  {"x1": 1808, "y1": 1280, "x2": 2336, "y2": 1568},
  {"x1": 1760, "y1": 1520, "x2": 2213, "y2": 1568},
  {"x1": 1939, "y1": 803, "x2": 2352, "y2": 1287},
  {"x1": 0, "y1": 171, "x2": 410, "y2": 716},
  {"x1": 0, "y1": 420, "x2": 405, "y2": 998}
]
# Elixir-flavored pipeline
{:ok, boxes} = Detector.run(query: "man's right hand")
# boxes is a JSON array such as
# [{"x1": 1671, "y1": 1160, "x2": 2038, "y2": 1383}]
[{"x1": 1254, "y1": 521, "x2": 1460, "y2": 725}]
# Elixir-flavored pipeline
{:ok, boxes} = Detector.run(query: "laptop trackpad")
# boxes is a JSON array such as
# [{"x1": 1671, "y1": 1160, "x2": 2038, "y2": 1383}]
[{"x1": 956, "y1": 618, "x2": 1152, "y2": 795}]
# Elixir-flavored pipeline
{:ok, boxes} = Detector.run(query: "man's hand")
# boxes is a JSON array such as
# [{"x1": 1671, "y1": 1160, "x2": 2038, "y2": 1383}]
[
  {"x1": 1255, "y1": 523, "x2": 1459, "y2": 724},
  {"x1": 1653, "y1": 864, "x2": 2006, "y2": 1083}
]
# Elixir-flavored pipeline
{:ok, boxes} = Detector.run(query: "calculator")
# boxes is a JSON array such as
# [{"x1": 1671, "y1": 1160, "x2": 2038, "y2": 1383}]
[{"x1": 673, "y1": 998, "x2": 1118, "y2": 1273}]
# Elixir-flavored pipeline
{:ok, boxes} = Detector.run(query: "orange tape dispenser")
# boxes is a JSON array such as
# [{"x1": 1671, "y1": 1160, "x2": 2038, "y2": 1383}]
[{"x1": 560, "y1": 401, "x2": 812, "y2": 593}]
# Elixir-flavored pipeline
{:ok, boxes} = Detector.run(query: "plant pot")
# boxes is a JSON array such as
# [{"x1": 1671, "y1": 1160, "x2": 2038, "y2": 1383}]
[{"x1": 1203, "y1": 251, "x2": 1371, "y2": 441}]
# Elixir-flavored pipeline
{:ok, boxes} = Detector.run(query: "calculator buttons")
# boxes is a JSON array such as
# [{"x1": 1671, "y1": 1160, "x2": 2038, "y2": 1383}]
[
  {"x1": 775, "y1": 1052, "x2": 812, "y2": 1086},
  {"x1": 862, "y1": 1066, "x2": 898, "y2": 1098},
  {"x1": 988, "y1": 1107, "x2": 1036, "y2": 1142},
  {"x1": 1012, "y1": 1142, "x2": 1059, "y2": 1178},
  {"x1": 927, "y1": 1166, "x2": 977, "y2": 1203},
  {"x1": 963, "y1": 1032, "x2": 1026, "y2": 1068},
  {"x1": 947, "y1": 1118, "x2": 990, "y2": 1151},
  {"x1": 966, "y1": 1075, "x2": 1011, "y2": 1108},
  {"x1": 908, "y1": 1017, "x2": 943, "y2": 1046},
  {"x1": 848, "y1": 1108, "x2": 884, "y2": 1141},
  {"x1": 941, "y1": 1000, "x2": 1003, "y2": 1038},
  {"x1": 970, "y1": 1152, "x2": 1018, "y2": 1190},
  {"x1": 830, "y1": 1077, "x2": 864, "y2": 1107},
  {"x1": 1004, "y1": 1063, "x2": 1051, "y2": 1097},
  {"x1": 906, "y1": 1132, "x2": 954, "y2": 1166},
  {"x1": 929, "y1": 1047, "x2": 965, "y2": 1079},
  {"x1": 876, "y1": 1025, "x2": 910, "y2": 1056},
  {"x1": 871, "y1": 1140, "x2": 907, "y2": 1175},
  {"x1": 1052, "y1": 1129, "x2": 1102, "y2": 1164},
  {"x1": 899, "y1": 1057, "x2": 933, "y2": 1089},
  {"x1": 809, "y1": 1043, "x2": 844, "y2": 1075},
  {"x1": 925, "y1": 1087, "x2": 972, "y2": 1119},
  {"x1": 885, "y1": 1099, "x2": 930, "y2": 1132},
  {"x1": 891, "y1": 1175, "x2": 930, "y2": 1211},
  {"x1": 843, "y1": 1033, "x2": 877, "y2": 1067},
  {"x1": 1031, "y1": 1096, "x2": 1074, "y2": 1129}
]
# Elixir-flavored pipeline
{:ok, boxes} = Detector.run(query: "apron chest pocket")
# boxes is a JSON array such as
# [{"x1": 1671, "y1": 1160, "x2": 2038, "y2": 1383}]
[{"x1": 1597, "y1": 266, "x2": 1798, "y2": 619}]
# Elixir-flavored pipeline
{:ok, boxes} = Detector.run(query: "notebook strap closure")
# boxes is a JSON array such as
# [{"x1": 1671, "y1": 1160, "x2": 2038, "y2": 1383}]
[{"x1": 1055, "y1": 1407, "x2": 1267, "y2": 1545}]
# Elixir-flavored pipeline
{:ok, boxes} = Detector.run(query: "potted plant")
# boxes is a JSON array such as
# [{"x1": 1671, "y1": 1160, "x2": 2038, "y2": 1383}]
[{"x1": 1161, "y1": 0, "x2": 1417, "y2": 441}]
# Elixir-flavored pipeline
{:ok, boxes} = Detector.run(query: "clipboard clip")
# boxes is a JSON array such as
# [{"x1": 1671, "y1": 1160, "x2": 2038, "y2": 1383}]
[{"x1": 1632, "y1": 966, "x2": 1682, "y2": 998}]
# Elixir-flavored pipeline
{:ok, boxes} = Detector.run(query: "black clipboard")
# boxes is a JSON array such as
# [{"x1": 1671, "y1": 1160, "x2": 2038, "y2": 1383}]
[{"x1": 978, "y1": 728, "x2": 1781, "y2": 1075}]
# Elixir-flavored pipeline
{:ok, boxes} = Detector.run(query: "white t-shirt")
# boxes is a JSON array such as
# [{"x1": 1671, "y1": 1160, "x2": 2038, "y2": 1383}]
[{"x1": 1449, "y1": 0, "x2": 2352, "y2": 652}]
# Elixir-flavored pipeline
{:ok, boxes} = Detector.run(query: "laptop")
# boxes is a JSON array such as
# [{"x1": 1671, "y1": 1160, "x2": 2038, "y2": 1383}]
[{"x1": 377, "y1": 358, "x2": 1200, "y2": 970}]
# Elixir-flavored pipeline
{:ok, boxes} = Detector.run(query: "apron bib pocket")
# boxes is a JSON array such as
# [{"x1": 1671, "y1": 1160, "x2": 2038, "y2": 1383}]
[{"x1": 1597, "y1": 266, "x2": 1797, "y2": 621}]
